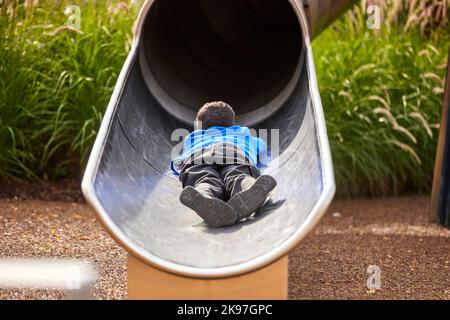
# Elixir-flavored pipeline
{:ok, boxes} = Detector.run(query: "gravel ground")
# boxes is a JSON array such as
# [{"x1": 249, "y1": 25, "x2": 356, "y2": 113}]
[
  {"x1": 0, "y1": 199, "x2": 127, "y2": 300},
  {"x1": 0, "y1": 190, "x2": 449, "y2": 299},
  {"x1": 289, "y1": 195, "x2": 450, "y2": 299}
]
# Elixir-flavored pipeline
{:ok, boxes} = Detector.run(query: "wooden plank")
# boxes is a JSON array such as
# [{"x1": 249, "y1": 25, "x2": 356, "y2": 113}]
[
  {"x1": 128, "y1": 254, "x2": 288, "y2": 300},
  {"x1": 431, "y1": 50, "x2": 450, "y2": 225}
]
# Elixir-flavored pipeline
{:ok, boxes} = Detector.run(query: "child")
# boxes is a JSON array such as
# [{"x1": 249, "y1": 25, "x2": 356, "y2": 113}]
[{"x1": 171, "y1": 101, "x2": 277, "y2": 227}]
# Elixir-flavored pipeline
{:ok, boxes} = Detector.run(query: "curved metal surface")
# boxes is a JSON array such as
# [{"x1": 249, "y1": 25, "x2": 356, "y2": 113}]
[
  {"x1": 304, "y1": 0, "x2": 358, "y2": 38},
  {"x1": 82, "y1": 0, "x2": 335, "y2": 278},
  {"x1": 137, "y1": 0, "x2": 303, "y2": 126}
]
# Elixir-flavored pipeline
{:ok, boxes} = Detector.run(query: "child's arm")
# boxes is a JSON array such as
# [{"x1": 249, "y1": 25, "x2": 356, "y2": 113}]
[{"x1": 256, "y1": 138, "x2": 270, "y2": 168}]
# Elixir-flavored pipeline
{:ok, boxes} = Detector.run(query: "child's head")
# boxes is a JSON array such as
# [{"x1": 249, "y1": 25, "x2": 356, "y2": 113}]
[{"x1": 196, "y1": 101, "x2": 236, "y2": 129}]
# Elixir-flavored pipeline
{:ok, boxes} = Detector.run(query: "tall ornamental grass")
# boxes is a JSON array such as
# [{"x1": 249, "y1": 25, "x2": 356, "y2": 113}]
[
  {"x1": 0, "y1": 0, "x2": 141, "y2": 178},
  {"x1": 314, "y1": 2, "x2": 449, "y2": 197},
  {"x1": 0, "y1": 0, "x2": 449, "y2": 198}
]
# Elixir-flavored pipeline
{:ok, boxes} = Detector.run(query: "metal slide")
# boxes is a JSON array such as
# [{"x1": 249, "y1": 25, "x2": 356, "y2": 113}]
[{"x1": 82, "y1": 0, "x2": 354, "y2": 278}]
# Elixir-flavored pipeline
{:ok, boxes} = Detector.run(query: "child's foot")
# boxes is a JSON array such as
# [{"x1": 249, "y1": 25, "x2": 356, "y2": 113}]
[
  {"x1": 227, "y1": 175, "x2": 277, "y2": 221},
  {"x1": 180, "y1": 186, "x2": 238, "y2": 227}
]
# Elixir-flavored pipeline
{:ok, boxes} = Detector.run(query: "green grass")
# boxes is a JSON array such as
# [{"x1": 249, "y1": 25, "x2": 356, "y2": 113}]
[
  {"x1": 0, "y1": 1, "x2": 449, "y2": 198},
  {"x1": 313, "y1": 9, "x2": 450, "y2": 197},
  {"x1": 0, "y1": 0, "x2": 141, "y2": 178}
]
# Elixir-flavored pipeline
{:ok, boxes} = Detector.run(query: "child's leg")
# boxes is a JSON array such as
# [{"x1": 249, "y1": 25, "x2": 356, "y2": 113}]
[
  {"x1": 179, "y1": 164, "x2": 238, "y2": 227},
  {"x1": 179, "y1": 163, "x2": 224, "y2": 199},
  {"x1": 219, "y1": 164, "x2": 260, "y2": 200},
  {"x1": 220, "y1": 164, "x2": 276, "y2": 220}
]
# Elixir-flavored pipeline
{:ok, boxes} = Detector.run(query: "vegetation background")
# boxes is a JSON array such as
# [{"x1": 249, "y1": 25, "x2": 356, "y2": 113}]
[{"x1": 0, "y1": 0, "x2": 449, "y2": 197}]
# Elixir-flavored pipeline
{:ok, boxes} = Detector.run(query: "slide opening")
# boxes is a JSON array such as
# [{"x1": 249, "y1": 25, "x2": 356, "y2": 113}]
[{"x1": 139, "y1": 0, "x2": 303, "y2": 126}]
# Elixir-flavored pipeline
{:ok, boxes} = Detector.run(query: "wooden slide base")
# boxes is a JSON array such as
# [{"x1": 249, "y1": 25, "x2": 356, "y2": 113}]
[{"x1": 128, "y1": 254, "x2": 288, "y2": 300}]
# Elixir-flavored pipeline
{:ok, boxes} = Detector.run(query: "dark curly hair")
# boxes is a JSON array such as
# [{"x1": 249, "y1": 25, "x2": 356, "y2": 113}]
[{"x1": 196, "y1": 101, "x2": 236, "y2": 129}]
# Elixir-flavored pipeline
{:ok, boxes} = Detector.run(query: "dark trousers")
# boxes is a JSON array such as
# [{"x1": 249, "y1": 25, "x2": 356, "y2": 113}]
[{"x1": 179, "y1": 164, "x2": 261, "y2": 201}]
